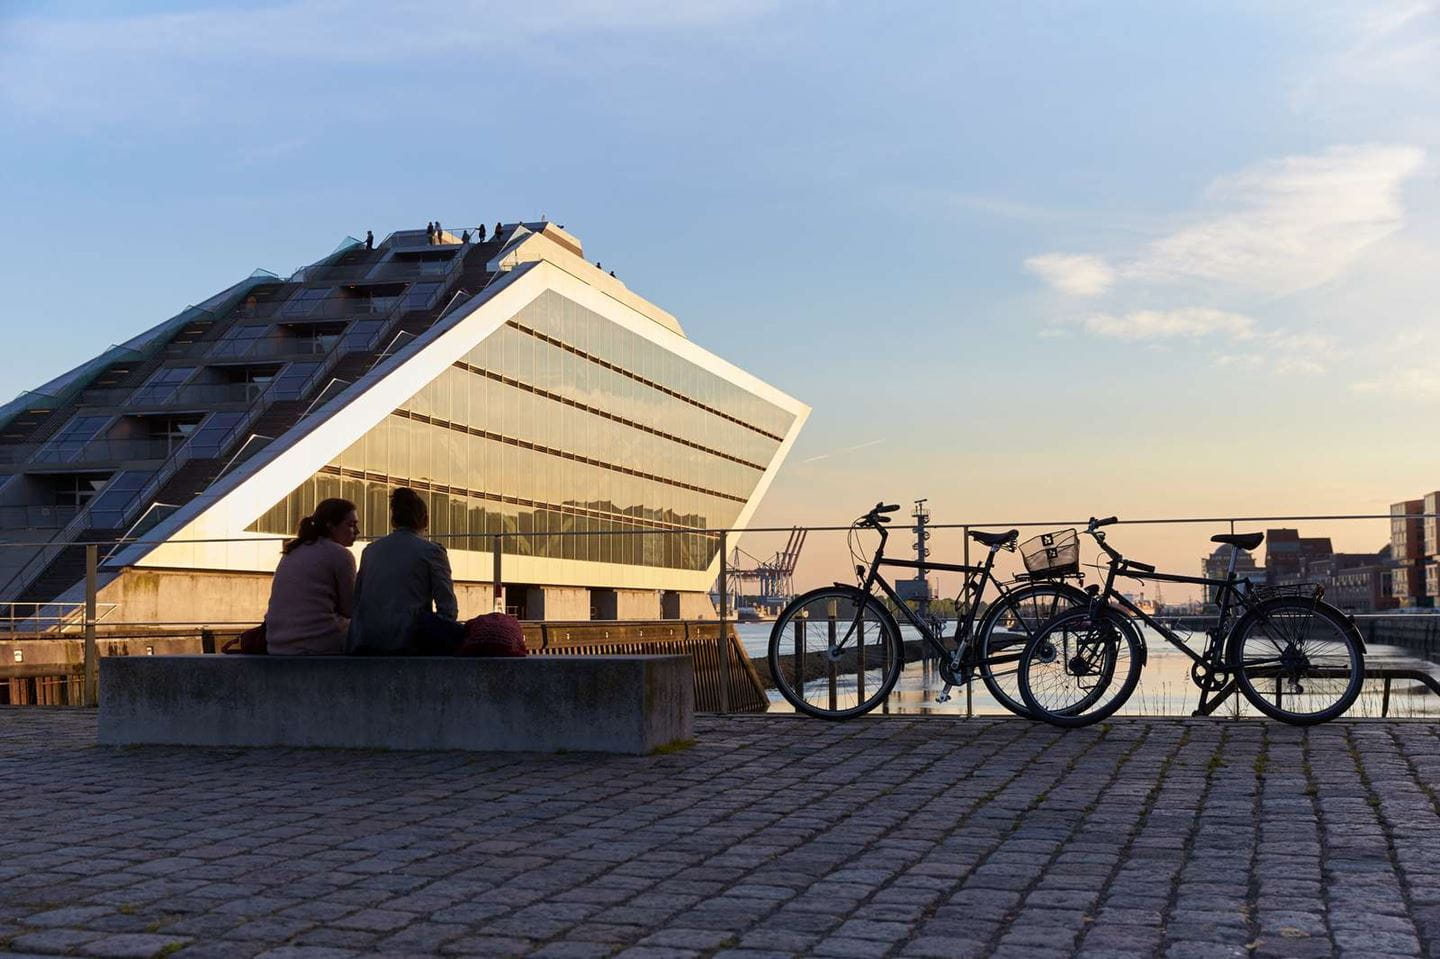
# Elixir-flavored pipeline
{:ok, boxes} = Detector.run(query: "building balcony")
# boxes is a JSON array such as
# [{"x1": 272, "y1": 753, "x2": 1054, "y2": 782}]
[
  {"x1": 76, "y1": 382, "x2": 266, "y2": 412},
  {"x1": 0, "y1": 438, "x2": 180, "y2": 468}
]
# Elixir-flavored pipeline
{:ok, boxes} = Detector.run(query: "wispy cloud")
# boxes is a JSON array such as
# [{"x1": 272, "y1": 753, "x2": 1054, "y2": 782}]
[
  {"x1": 1078, "y1": 308, "x2": 1255, "y2": 342},
  {"x1": 1025, "y1": 253, "x2": 1114, "y2": 297},
  {"x1": 1027, "y1": 144, "x2": 1424, "y2": 301},
  {"x1": 0, "y1": 0, "x2": 779, "y2": 120},
  {"x1": 1130, "y1": 144, "x2": 1424, "y2": 297},
  {"x1": 1215, "y1": 331, "x2": 1338, "y2": 376},
  {"x1": 1290, "y1": 1, "x2": 1440, "y2": 111},
  {"x1": 1352, "y1": 366, "x2": 1440, "y2": 398},
  {"x1": 1024, "y1": 143, "x2": 1430, "y2": 380}
]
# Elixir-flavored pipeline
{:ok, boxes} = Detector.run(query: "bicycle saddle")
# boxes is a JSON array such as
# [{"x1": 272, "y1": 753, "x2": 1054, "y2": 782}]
[
  {"x1": 969, "y1": 529, "x2": 1018, "y2": 547},
  {"x1": 1211, "y1": 532, "x2": 1264, "y2": 550}
]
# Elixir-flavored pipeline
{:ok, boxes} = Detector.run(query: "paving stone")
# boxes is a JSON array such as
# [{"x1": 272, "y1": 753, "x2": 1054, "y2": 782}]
[
  {"x1": 5, "y1": 713, "x2": 1440, "y2": 959},
  {"x1": 80, "y1": 932, "x2": 195, "y2": 958}
]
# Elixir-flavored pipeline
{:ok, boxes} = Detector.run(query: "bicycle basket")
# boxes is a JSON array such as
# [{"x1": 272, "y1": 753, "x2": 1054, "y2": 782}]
[{"x1": 1020, "y1": 529, "x2": 1080, "y2": 577}]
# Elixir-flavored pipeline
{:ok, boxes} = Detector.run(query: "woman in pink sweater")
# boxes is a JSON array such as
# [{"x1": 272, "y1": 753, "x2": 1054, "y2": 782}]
[{"x1": 264, "y1": 498, "x2": 359, "y2": 655}]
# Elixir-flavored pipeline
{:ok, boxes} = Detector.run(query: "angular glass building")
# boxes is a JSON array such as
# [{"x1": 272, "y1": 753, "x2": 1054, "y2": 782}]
[{"x1": 0, "y1": 223, "x2": 808, "y2": 623}]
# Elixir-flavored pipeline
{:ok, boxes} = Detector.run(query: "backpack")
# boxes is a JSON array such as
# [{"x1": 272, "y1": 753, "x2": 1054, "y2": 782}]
[{"x1": 457, "y1": 613, "x2": 528, "y2": 657}]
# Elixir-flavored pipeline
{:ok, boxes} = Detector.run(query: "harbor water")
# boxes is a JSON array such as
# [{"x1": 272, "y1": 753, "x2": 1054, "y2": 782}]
[{"x1": 733, "y1": 622, "x2": 1440, "y2": 719}]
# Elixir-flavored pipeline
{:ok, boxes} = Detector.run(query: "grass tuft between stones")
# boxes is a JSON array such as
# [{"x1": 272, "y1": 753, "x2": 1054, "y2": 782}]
[{"x1": 650, "y1": 738, "x2": 696, "y2": 755}]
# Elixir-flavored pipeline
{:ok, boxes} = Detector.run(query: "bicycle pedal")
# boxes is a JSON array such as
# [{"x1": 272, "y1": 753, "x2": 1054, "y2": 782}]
[{"x1": 936, "y1": 683, "x2": 954, "y2": 704}]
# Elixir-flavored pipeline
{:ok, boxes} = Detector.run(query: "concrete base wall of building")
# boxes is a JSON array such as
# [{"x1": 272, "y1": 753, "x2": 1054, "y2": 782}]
[
  {"x1": 679, "y1": 591, "x2": 717, "y2": 620},
  {"x1": 99, "y1": 654, "x2": 694, "y2": 755},
  {"x1": 98, "y1": 568, "x2": 273, "y2": 626},
  {"x1": 616, "y1": 589, "x2": 659, "y2": 620},
  {"x1": 528, "y1": 586, "x2": 591, "y2": 620},
  {"x1": 95, "y1": 568, "x2": 701, "y2": 624}
]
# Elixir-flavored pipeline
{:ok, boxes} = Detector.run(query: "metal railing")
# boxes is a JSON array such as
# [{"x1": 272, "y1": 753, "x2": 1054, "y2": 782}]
[
  {"x1": 0, "y1": 509, "x2": 1435, "y2": 714},
  {"x1": 0, "y1": 505, "x2": 82, "y2": 529},
  {"x1": 77, "y1": 382, "x2": 266, "y2": 411}
]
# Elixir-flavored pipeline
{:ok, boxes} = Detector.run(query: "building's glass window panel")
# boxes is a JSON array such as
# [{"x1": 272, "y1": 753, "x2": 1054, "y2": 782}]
[
  {"x1": 404, "y1": 282, "x2": 441, "y2": 311},
  {"x1": 52, "y1": 473, "x2": 109, "y2": 508},
  {"x1": 39, "y1": 414, "x2": 111, "y2": 463},
  {"x1": 341, "y1": 318, "x2": 386, "y2": 352},
  {"x1": 270, "y1": 362, "x2": 321, "y2": 400},
  {"x1": 282, "y1": 286, "x2": 333, "y2": 318},
  {"x1": 88, "y1": 469, "x2": 156, "y2": 528},
  {"x1": 211, "y1": 324, "x2": 271, "y2": 359},
  {"x1": 132, "y1": 367, "x2": 196, "y2": 406},
  {"x1": 188, "y1": 411, "x2": 246, "y2": 457}
]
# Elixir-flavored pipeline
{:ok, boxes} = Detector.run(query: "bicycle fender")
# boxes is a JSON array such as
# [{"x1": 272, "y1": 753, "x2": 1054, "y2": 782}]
[{"x1": 1222, "y1": 598, "x2": 1365, "y2": 662}]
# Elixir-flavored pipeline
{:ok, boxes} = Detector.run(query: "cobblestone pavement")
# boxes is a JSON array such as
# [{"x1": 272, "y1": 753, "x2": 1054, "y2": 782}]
[{"x1": 3, "y1": 712, "x2": 1440, "y2": 959}]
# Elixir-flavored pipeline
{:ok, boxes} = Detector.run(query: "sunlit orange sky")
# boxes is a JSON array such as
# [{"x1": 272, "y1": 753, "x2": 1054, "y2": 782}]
[{"x1": 2, "y1": 2, "x2": 1437, "y2": 597}]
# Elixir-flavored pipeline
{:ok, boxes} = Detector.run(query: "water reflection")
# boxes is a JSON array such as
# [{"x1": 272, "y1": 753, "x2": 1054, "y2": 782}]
[{"x1": 737, "y1": 623, "x2": 1440, "y2": 719}]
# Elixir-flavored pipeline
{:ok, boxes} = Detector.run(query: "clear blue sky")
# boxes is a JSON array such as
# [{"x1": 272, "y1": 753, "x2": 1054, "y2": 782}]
[{"x1": 2, "y1": 1, "x2": 1437, "y2": 579}]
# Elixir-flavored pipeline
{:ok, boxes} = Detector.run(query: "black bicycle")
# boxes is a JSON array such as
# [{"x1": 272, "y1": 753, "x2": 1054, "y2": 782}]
[
  {"x1": 766, "y1": 503, "x2": 1089, "y2": 719},
  {"x1": 1016, "y1": 517, "x2": 1366, "y2": 727}
]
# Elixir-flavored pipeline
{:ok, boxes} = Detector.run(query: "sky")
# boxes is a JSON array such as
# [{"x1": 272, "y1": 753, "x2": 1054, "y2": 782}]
[{"x1": 1, "y1": 0, "x2": 1438, "y2": 591}]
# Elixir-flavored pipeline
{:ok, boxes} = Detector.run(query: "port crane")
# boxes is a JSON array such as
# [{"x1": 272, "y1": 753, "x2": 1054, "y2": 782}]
[{"x1": 722, "y1": 527, "x2": 807, "y2": 615}]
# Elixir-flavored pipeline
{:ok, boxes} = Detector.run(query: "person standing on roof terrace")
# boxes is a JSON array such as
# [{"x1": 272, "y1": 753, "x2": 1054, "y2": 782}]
[
  {"x1": 494, "y1": 221, "x2": 502, "y2": 239},
  {"x1": 460, "y1": 229, "x2": 470, "y2": 244},
  {"x1": 477, "y1": 223, "x2": 487, "y2": 241},
  {"x1": 425, "y1": 221, "x2": 434, "y2": 244},
  {"x1": 435, "y1": 220, "x2": 443, "y2": 242},
  {"x1": 365, "y1": 230, "x2": 374, "y2": 250}
]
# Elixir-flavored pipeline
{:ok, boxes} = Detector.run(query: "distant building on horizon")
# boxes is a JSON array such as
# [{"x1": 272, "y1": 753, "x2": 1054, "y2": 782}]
[
  {"x1": 1391, "y1": 498, "x2": 1429, "y2": 607},
  {"x1": 1264, "y1": 528, "x2": 1334, "y2": 586},
  {"x1": 1202, "y1": 543, "x2": 1262, "y2": 583},
  {"x1": 1304, "y1": 547, "x2": 1394, "y2": 613},
  {"x1": 0, "y1": 221, "x2": 809, "y2": 624}
]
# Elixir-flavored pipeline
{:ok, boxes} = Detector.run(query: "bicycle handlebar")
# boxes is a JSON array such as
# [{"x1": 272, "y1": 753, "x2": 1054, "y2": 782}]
[
  {"x1": 1082, "y1": 515, "x2": 1157, "y2": 575},
  {"x1": 875, "y1": 503, "x2": 901, "y2": 513}
]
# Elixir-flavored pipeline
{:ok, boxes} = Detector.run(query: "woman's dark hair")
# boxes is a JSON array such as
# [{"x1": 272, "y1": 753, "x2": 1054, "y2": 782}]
[
  {"x1": 390, "y1": 487, "x2": 429, "y2": 530},
  {"x1": 282, "y1": 497, "x2": 356, "y2": 554}
]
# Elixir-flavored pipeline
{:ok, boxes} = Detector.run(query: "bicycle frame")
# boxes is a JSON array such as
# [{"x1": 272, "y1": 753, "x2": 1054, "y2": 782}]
[{"x1": 842, "y1": 519, "x2": 1064, "y2": 672}]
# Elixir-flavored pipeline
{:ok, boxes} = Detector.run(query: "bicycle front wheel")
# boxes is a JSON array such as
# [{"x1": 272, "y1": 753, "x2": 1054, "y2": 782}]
[
  {"x1": 976, "y1": 581, "x2": 1089, "y2": 718},
  {"x1": 767, "y1": 586, "x2": 905, "y2": 720},
  {"x1": 1228, "y1": 597, "x2": 1364, "y2": 725},
  {"x1": 1018, "y1": 607, "x2": 1144, "y2": 728}
]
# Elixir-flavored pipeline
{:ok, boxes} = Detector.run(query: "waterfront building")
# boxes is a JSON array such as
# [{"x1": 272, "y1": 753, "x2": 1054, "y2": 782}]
[
  {"x1": 1304, "y1": 548, "x2": 1394, "y2": 613},
  {"x1": 1263, "y1": 528, "x2": 1333, "y2": 586},
  {"x1": 1390, "y1": 499, "x2": 1428, "y2": 607},
  {"x1": 1201, "y1": 543, "x2": 1262, "y2": 583},
  {"x1": 1424, "y1": 491, "x2": 1440, "y2": 601},
  {"x1": 0, "y1": 222, "x2": 809, "y2": 624}
]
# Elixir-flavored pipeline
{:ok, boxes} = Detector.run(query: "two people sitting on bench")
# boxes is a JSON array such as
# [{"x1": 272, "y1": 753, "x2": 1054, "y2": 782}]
[{"x1": 263, "y1": 487, "x2": 464, "y2": 655}]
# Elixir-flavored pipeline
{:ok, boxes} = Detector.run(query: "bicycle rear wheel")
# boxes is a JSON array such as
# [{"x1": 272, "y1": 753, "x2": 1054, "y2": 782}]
[
  {"x1": 1018, "y1": 607, "x2": 1144, "y2": 728},
  {"x1": 976, "y1": 581, "x2": 1089, "y2": 718},
  {"x1": 1228, "y1": 597, "x2": 1364, "y2": 725},
  {"x1": 767, "y1": 586, "x2": 905, "y2": 720}
]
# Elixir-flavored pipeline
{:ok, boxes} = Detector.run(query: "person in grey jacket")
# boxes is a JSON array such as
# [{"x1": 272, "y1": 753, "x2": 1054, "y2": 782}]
[{"x1": 346, "y1": 487, "x2": 462, "y2": 654}]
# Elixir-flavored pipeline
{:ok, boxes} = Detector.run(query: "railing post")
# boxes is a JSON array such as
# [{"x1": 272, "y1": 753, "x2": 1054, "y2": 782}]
[
  {"x1": 492, "y1": 534, "x2": 504, "y2": 613},
  {"x1": 83, "y1": 544, "x2": 98, "y2": 707},
  {"x1": 718, "y1": 530, "x2": 730, "y2": 714}
]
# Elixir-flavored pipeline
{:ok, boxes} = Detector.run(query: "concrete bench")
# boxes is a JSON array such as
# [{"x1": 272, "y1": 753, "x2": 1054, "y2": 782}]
[{"x1": 98, "y1": 654, "x2": 693, "y2": 755}]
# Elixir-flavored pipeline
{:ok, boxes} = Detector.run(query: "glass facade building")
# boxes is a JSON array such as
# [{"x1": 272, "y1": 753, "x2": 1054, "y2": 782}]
[
  {"x1": 0, "y1": 221, "x2": 809, "y2": 623},
  {"x1": 249, "y1": 291, "x2": 797, "y2": 575}
]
